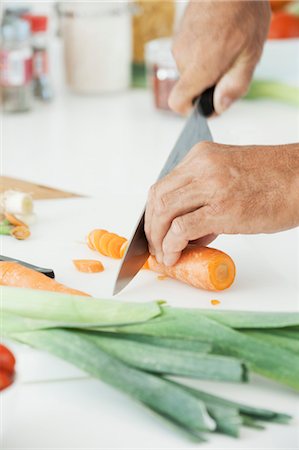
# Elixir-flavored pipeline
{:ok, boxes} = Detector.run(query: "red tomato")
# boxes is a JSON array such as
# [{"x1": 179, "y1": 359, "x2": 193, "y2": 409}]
[
  {"x1": 270, "y1": 1, "x2": 292, "y2": 12},
  {"x1": 268, "y1": 12, "x2": 299, "y2": 39},
  {"x1": 0, "y1": 370, "x2": 14, "y2": 391},
  {"x1": 0, "y1": 344, "x2": 16, "y2": 374}
]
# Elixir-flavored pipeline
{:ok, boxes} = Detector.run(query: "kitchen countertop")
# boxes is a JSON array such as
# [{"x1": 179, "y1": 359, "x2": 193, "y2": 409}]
[{"x1": 1, "y1": 80, "x2": 299, "y2": 448}]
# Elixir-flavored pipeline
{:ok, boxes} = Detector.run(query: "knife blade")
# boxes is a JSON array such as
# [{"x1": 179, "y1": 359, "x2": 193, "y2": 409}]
[{"x1": 113, "y1": 88, "x2": 215, "y2": 295}]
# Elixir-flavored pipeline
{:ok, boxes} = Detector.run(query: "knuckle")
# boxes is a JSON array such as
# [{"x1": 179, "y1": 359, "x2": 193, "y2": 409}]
[
  {"x1": 149, "y1": 184, "x2": 157, "y2": 200},
  {"x1": 155, "y1": 193, "x2": 168, "y2": 215},
  {"x1": 172, "y1": 216, "x2": 187, "y2": 237}
]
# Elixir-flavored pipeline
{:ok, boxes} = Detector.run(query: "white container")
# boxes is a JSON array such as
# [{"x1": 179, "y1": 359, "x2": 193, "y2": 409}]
[{"x1": 58, "y1": 2, "x2": 132, "y2": 94}]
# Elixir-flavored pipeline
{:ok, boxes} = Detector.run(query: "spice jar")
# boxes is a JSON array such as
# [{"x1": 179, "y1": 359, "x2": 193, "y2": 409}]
[
  {"x1": 57, "y1": 2, "x2": 132, "y2": 94},
  {"x1": 145, "y1": 38, "x2": 179, "y2": 111},
  {"x1": 22, "y1": 14, "x2": 53, "y2": 101},
  {"x1": 0, "y1": 18, "x2": 33, "y2": 113},
  {"x1": 132, "y1": 0, "x2": 175, "y2": 87}
]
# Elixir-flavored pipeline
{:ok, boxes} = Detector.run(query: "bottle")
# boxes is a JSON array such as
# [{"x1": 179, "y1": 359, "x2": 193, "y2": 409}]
[
  {"x1": 22, "y1": 15, "x2": 53, "y2": 101},
  {"x1": 0, "y1": 18, "x2": 33, "y2": 113},
  {"x1": 145, "y1": 38, "x2": 179, "y2": 111}
]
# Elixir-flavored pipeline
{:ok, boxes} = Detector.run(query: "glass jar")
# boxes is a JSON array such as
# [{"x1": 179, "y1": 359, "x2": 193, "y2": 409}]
[
  {"x1": 57, "y1": 2, "x2": 132, "y2": 94},
  {"x1": 0, "y1": 18, "x2": 33, "y2": 113},
  {"x1": 145, "y1": 38, "x2": 179, "y2": 111},
  {"x1": 132, "y1": 0, "x2": 175, "y2": 87}
]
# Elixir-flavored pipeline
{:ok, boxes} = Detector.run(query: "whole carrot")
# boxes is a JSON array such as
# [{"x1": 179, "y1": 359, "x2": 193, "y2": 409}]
[
  {"x1": 148, "y1": 246, "x2": 236, "y2": 291},
  {"x1": 0, "y1": 262, "x2": 89, "y2": 296}
]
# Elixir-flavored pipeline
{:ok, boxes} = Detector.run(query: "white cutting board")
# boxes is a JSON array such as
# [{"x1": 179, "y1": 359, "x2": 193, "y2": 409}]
[{"x1": 2, "y1": 195, "x2": 299, "y2": 450}]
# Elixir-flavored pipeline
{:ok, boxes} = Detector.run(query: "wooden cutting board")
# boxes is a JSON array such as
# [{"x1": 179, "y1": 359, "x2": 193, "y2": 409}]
[{"x1": 0, "y1": 177, "x2": 82, "y2": 200}]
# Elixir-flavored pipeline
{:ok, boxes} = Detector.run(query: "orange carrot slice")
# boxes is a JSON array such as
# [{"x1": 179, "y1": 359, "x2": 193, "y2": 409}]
[
  {"x1": 0, "y1": 262, "x2": 90, "y2": 296},
  {"x1": 211, "y1": 299, "x2": 221, "y2": 306},
  {"x1": 98, "y1": 232, "x2": 118, "y2": 256},
  {"x1": 119, "y1": 240, "x2": 128, "y2": 259},
  {"x1": 87, "y1": 229, "x2": 107, "y2": 251},
  {"x1": 10, "y1": 226, "x2": 31, "y2": 240},
  {"x1": 148, "y1": 246, "x2": 236, "y2": 291},
  {"x1": 73, "y1": 259, "x2": 104, "y2": 273},
  {"x1": 107, "y1": 237, "x2": 126, "y2": 259}
]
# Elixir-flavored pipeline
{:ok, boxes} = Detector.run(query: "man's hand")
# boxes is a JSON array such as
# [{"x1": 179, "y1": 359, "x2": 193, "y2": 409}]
[
  {"x1": 145, "y1": 143, "x2": 299, "y2": 266},
  {"x1": 169, "y1": 1, "x2": 271, "y2": 115}
]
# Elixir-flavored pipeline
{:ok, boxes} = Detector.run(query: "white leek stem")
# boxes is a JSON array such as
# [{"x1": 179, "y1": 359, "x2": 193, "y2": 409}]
[{"x1": 1, "y1": 191, "x2": 33, "y2": 215}]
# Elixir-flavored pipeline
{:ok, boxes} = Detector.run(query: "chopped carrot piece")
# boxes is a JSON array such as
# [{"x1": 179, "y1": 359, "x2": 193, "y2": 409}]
[
  {"x1": 10, "y1": 226, "x2": 30, "y2": 240},
  {"x1": 5, "y1": 212, "x2": 27, "y2": 228},
  {"x1": 119, "y1": 240, "x2": 128, "y2": 259},
  {"x1": 107, "y1": 237, "x2": 126, "y2": 259},
  {"x1": 211, "y1": 299, "x2": 221, "y2": 306},
  {"x1": 98, "y1": 232, "x2": 118, "y2": 256},
  {"x1": 87, "y1": 229, "x2": 107, "y2": 251},
  {"x1": 73, "y1": 259, "x2": 104, "y2": 273}
]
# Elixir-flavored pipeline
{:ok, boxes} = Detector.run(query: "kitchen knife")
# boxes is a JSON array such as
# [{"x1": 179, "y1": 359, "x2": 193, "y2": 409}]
[
  {"x1": 113, "y1": 87, "x2": 215, "y2": 295},
  {"x1": 0, "y1": 255, "x2": 55, "y2": 278}
]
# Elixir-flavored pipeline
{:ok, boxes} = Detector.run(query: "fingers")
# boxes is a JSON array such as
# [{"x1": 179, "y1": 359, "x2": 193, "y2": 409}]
[
  {"x1": 213, "y1": 57, "x2": 257, "y2": 114},
  {"x1": 144, "y1": 170, "x2": 186, "y2": 260},
  {"x1": 162, "y1": 207, "x2": 214, "y2": 266},
  {"x1": 168, "y1": 66, "x2": 213, "y2": 115},
  {"x1": 145, "y1": 175, "x2": 201, "y2": 263}
]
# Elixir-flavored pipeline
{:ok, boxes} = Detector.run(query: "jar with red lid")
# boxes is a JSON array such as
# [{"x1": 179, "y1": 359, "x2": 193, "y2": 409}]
[
  {"x1": 22, "y1": 14, "x2": 53, "y2": 101},
  {"x1": 145, "y1": 37, "x2": 179, "y2": 111}
]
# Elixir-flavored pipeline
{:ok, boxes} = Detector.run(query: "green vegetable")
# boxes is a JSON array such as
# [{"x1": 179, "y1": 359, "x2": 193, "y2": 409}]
[
  {"x1": 196, "y1": 309, "x2": 299, "y2": 329},
  {"x1": 83, "y1": 331, "x2": 248, "y2": 382},
  {"x1": 245, "y1": 80, "x2": 299, "y2": 106},
  {"x1": 108, "y1": 307, "x2": 299, "y2": 390},
  {"x1": 2, "y1": 287, "x2": 162, "y2": 326},
  {"x1": 13, "y1": 328, "x2": 215, "y2": 439},
  {"x1": 3, "y1": 287, "x2": 294, "y2": 442},
  {"x1": 0, "y1": 223, "x2": 12, "y2": 235}
]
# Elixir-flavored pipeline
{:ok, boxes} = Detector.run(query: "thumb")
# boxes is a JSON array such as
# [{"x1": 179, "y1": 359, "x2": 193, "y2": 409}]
[
  {"x1": 214, "y1": 58, "x2": 256, "y2": 114},
  {"x1": 168, "y1": 68, "x2": 212, "y2": 115}
]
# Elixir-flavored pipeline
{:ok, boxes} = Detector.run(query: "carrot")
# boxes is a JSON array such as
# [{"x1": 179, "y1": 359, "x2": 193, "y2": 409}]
[
  {"x1": 87, "y1": 229, "x2": 108, "y2": 251},
  {"x1": 147, "y1": 246, "x2": 236, "y2": 291},
  {"x1": 211, "y1": 299, "x2": 221, "y2": 306},
  {"x1": 98, "y1": 232, "x2": 118, "y2": 256},
  {"x1": 119, "y1": 241, "x2": 128, "y2": 258},
  {"x1": 0, "y1": 262, "x2": 90, "y2": 296},
  {"x1": 87, "y1": 229, "x2": 128, "y2": 259},
  {"x1": 4, "y1": 212, "x2": 27, "y2": 228},
  {"x1": 73, "y1": 259, "x2": 104, "y2": 273},
  {"x1": 10, "y1": 225, "x2": 31, "y2": 240},
  {"x1": 107, "y1": 237, "x2": 126, "y2": 259}
]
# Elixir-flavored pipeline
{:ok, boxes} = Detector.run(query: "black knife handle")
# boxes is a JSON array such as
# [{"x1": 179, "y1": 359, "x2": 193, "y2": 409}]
[
  {"x1": 195, "y1": 86, "x2": 215, "y2": 117},
  {"x1": 0, "y1": 255, "x2": 55, "y2": 278}
]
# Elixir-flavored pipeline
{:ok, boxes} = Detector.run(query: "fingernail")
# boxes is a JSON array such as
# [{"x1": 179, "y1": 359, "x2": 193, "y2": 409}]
[
  {"x1": 220, "y1": 96, "x2": 233, "y2": 112},
  {"x1": 156, "y1": 252, "x2": 163, "y2": 264},
  {"x1": 163, "y1": 254, "x2": 177, "y2": 267}
]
